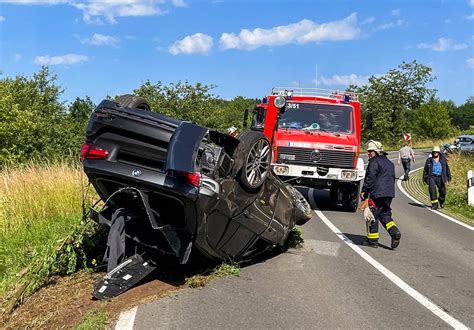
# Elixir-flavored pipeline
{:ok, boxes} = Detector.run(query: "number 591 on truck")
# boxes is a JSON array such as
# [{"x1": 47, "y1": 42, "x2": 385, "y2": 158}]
[{"x1": 245, "y1": 87, "x2": 365, "y2": 212}]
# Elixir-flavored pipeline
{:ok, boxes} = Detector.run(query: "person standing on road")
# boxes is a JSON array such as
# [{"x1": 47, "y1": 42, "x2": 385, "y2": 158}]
[
  {"x1": 423, "y1": 146, "x2": 451, "y2": 210},
  {"x1": 398, "y1": 143, "x2": 415, "y2": 181},
  {"x1": 360, "y1": 140, "x2": 402, "y2": 249}
]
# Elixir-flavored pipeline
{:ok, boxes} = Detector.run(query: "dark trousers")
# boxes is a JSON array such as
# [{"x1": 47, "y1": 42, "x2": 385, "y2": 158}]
[
  {"x1": 367, "y1": 197, "x2": 400, "y2": 243},
  {"x1": 401, "y1": 158, "x2": 411, "y2": 179},
  {"x1": 429, "y1": 176, "x2": 446, "y2": 206}
]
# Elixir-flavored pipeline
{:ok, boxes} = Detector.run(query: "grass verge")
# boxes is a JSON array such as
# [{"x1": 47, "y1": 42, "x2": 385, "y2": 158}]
[
  {"x1": 0, "y1": 163, "x2": 99, "y2": 314},
  {"x1": 185, "y1": 262, "x2": 241, "y2": 288},
  {"x1": 75, "y1": 310, "x2": 109, "y2": 330}
]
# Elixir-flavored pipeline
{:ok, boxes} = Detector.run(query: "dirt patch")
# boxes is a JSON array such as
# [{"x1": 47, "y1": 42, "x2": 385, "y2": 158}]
[{"x1": 3, "y1": 271, "x2": 183, "y2": 329}]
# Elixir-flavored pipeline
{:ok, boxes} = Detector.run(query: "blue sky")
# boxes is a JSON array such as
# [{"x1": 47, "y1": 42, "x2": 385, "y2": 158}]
[{"x1": 0, "y1": 0, "x2": 473, "y2": 106}]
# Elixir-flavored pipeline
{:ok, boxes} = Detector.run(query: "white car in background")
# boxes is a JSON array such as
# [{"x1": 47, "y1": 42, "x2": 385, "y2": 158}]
[{"x1": 456, "y1": 135, "x2": 474, "y2": 153}]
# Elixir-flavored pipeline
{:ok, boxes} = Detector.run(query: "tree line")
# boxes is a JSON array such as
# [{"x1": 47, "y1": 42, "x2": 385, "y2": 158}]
[{"x1": 1, "y1": 62, "x2": 473, "y2": 167}]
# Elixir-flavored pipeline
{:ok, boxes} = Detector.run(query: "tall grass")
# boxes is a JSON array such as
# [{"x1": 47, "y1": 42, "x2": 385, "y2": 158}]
[
  {"x1": 0, "y1": 163, "x2": 87, "y2": 295},
  {"x1": 445, "y1": 153, "x2": 474, "y2": 220}
]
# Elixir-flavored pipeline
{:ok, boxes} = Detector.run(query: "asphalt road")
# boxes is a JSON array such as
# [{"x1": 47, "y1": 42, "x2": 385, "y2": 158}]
[{"x1": 130, "y1": 150, "x2": 474, "y2": 329}]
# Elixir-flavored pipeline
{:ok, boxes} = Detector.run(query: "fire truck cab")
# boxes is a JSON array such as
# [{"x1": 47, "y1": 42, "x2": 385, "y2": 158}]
[{"x1": 248, "y1": 87, "x2": 365, "y2": 212}]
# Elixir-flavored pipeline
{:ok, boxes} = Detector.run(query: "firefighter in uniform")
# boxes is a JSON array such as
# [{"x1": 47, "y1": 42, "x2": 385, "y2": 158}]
[
  {"x1": 360, "y1": 141, "x2": 401, "y2": 249},
  {"x1": 423, "y1": 146, "x2": 451, "y2": 210}
]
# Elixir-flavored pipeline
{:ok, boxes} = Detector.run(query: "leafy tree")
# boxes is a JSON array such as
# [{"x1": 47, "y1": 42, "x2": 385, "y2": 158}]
[
  {"x1": 62, "y1": 97, "x2": 96, "y2": 154},
  {"x1": 411, "y1": 96, "x2": 455, "y2": 139},
  {"x1": 450, "y1": 98, "x2": 474, "y2": 130},
  {"x1": 357, "y1": 61, "x2": 436, "y2": 145},
  {"x1": 0, "y1": 67, "x2": 68, "y2": 166},
  {"x1": 131, "y1": 80, "x2": 257, "y2": 131}
]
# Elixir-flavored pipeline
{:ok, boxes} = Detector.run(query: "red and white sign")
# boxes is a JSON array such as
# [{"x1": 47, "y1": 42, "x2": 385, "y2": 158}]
[{"x1": 404, "y1": 133, "x2": 411, "y2": 141}]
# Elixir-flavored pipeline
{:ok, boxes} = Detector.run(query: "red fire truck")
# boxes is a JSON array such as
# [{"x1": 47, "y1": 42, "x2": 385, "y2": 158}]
[{"x1": 247, "y1": 87, "x2": 365, "y2": 212}]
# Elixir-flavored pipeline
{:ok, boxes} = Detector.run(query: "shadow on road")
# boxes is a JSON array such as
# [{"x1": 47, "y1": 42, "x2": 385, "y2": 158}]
[
  {"x1": 409, "y1": 202, "x2": 427, "y2": 208},
  {"x1": 343, "y1": 233, "x2": 392, "y2": 250}
]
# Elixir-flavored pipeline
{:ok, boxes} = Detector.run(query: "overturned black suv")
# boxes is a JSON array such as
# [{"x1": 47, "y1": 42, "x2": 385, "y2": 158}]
[{"x1": 82, "y1": 95, "x2": 312, "y2": 298}]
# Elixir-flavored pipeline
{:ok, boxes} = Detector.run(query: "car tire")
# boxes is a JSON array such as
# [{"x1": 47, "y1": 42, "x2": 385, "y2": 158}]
[
  {"x1": 233, "y1": 131, "x2": 271, "y2": 192},
  {"x1": 116, "y1": 94, "x2": 152, "y2": 111},
  {"x1": 285, "y1": 184, "x2": 312, "y2": 225}
]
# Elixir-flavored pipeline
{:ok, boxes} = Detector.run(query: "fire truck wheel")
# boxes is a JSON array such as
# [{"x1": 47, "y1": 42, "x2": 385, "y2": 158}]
[
  {"x1": 285, "y1": 184, "x2": 312, "y2": 225},
  {"x1": 117, "y1": 94, "x2": 152, "y2": 111},
  {"x1": 234, "y1": 131, "x2": 271, "y2": 192},
  {"x1": 341, "y1": 182, "x2": 359, "y2": 212},
  {"x1": 329, "y1": 183, "x2": 339, "y2": 209}
]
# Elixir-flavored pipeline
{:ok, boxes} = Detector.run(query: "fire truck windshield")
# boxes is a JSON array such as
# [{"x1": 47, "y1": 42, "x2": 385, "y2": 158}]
[{"x1": 278, "y1": 102, "x2": 354, "y2": 134}]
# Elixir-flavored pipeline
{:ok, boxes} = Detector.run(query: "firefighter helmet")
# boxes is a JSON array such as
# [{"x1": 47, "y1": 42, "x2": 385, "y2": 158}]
[{"x1": 366, "y1": 140, "x2": 384, "y2": 153}]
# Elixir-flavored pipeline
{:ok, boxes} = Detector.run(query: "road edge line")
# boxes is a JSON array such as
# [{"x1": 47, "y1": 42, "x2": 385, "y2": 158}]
[
  {"x1": 308, "y1": 190, "x2": 468, "y2": 329},
  {"x1": 397, "y1": 168, "x2": 473, "y2": 231},
  {"x1": 115, "y1": 306, "x2": 138, "y2": 330}
]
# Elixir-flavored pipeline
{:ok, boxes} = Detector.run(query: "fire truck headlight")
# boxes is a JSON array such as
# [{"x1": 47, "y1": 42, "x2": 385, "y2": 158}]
[
  {"x1": 274, "y1": 96, "x2": 286, "y2": 108},
  {"x1": 274, "y1": 165, "x2": 289, "y2": 175},
  {"x1": 341, "y1": 170, "x2": 357, "y2": 180}
]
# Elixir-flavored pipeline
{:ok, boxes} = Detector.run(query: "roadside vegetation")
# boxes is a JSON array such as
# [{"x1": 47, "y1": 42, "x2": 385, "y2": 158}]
[
  {"x1": 75, "y1": 310, "x2": 109, "y2": 330},
  {"x1": 0, "y1": 163, "x2": 102, "y2": 317},
  {"x1": 186, "y1": 263, "x2": 241, "y2": 288},
  {"x1": 0, "y1": 62, "x2": 473, "y2": 321}
]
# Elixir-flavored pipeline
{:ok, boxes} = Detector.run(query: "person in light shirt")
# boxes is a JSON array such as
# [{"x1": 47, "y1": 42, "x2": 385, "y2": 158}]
[{"x1": 398, "y1": 142, "x2": 415, "y2": 181}]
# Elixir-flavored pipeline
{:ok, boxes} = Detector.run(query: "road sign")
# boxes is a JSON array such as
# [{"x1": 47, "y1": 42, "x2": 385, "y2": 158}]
[{"x1": 404, "y1": 133, "x2": 411, "y2": 141}]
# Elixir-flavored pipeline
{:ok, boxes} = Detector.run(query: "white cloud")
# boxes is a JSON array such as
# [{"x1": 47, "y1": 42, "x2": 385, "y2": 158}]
[
  {"x1": 361, "y1": 17, "x2": 375, "y2": 25},
  {"x1": 34, "y1": 53, "x2": 88, "y2": 65},
  {"x1": 171, "y1": 0, "x2": 186, "y2": 7},
  {"x1": 0, "y1": 16, "x2": 5, "y2": 22},
  {"x1": 13, "y1": 53, "x2": 22, "y2": 61},
  {"x1": 80, "y1": 33, "x2": 120, "y2": 47},
  {"x1": 470, "y1": 0, "x2": 474, "y2": 7},
  {"x1": 169, "y1": 33, "x2": 213, "y2": 55},
  {"x1": 219, "y1": 13, "x2": 360, "y2": 51},
  {"x1": 0, "y1": 0, "x2": 185, "y2": 24},
  {"x1": 467, "y1": 58, "x2": 474, "y2": 68},
  {"x1": 444, "y1": 18, "x2": 452, "y2": 23},
  {"x1": 317, "y1": 74, "x2": 370, "y2": 87},
  {"x1": 391, "y1": 9, "x2": 401, "y2": 16},
  {"x1": 0, "y1": 0, "x2": 69, "y2": 3},
  {"x1": 417, "y1": 37, "x2": 468, "y2": 51},
  {"x1": 374, "y1": 19, "x2": 404, "y2": 31},
  {"x1": 467, "y1": 14, "x2": 474, "y2": 20}
]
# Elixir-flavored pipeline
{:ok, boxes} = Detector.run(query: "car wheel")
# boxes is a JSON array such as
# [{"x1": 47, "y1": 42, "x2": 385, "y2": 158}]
[
  {"x1": 285, "y1": 184, "x2": 312, "y2": 225},
  {"x1": 116, "y1": 94, "x2": 152, "y2": 111},
  {"x1": 234, "y1": 131, "x2": 271, "y2": 192}
]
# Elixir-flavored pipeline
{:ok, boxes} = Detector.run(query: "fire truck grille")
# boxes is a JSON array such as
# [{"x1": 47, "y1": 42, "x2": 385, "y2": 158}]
[{"x1": 277, "y1": 147, "x2": 355, "y2": 169}]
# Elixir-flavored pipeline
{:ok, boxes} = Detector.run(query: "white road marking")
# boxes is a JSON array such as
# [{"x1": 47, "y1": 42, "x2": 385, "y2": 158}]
[
  {"x1": 396, "y1": 169, "x2": 474, "y2": 231},
  {"x1": 308, "y1": 189, "x2": 469, "y2": 330},
  {"x1": 115, "y1": 306, "x2": 138, "y2": 330}
]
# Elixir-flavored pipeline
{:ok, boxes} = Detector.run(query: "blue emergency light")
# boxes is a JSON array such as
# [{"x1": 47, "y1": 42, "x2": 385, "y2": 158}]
[{"x1": 343, "y1": 94, "x2": 350, "y2": 103}]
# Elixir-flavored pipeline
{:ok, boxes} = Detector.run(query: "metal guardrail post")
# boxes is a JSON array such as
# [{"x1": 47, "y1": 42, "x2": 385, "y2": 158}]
[{"x1": 468, "y1": 170, "x2": 474, "y2": 205}]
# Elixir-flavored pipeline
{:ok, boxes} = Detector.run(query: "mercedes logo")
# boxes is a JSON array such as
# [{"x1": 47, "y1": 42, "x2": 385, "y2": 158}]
[
  {"x1": 310, "y1": 150, "x2": 321, "y2": 162},
  {"x1": 131, "y1": 169, "x2": 142, "y2": 177}
]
